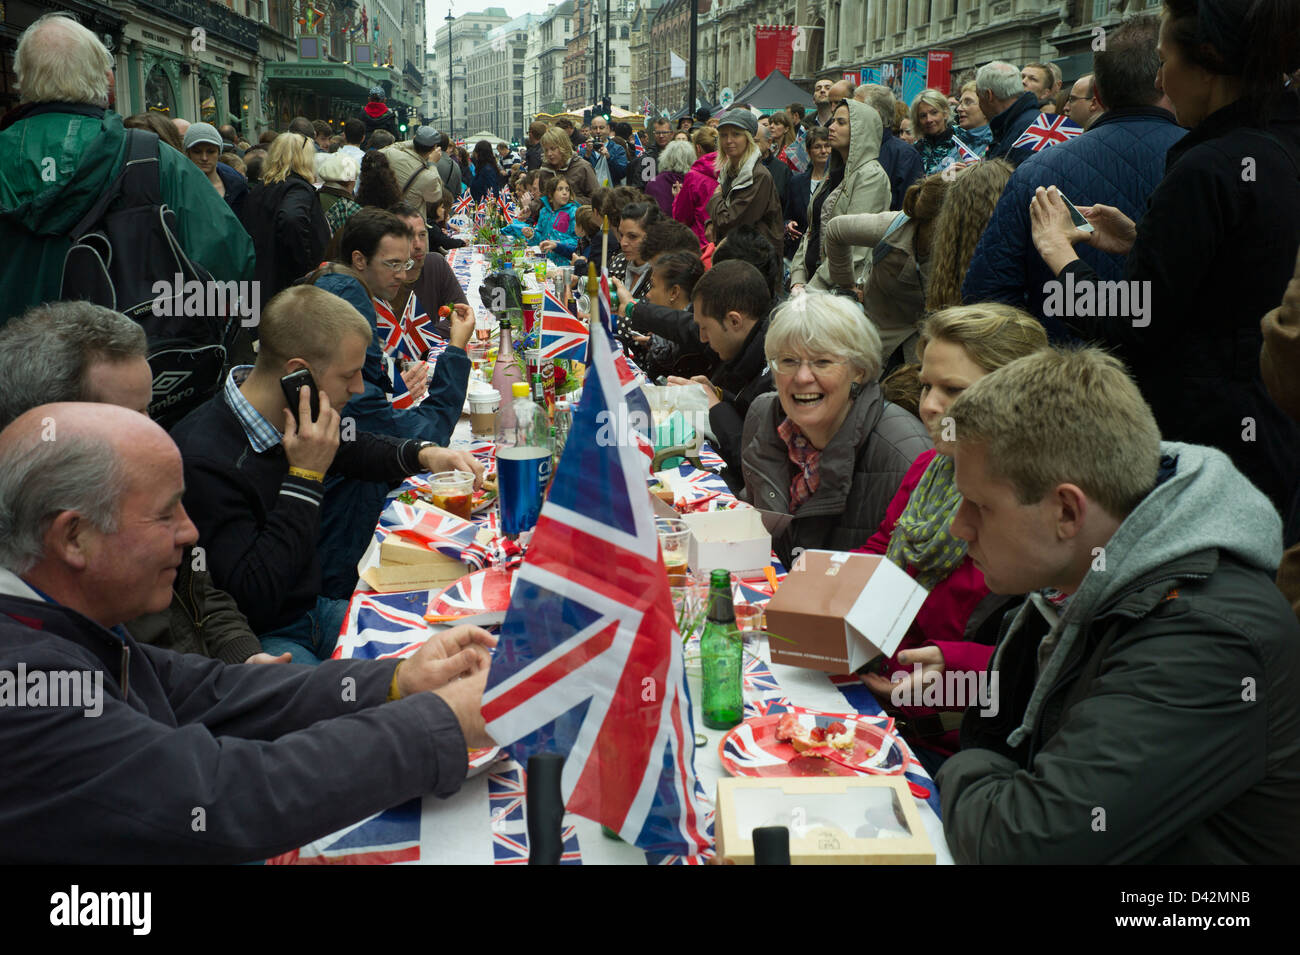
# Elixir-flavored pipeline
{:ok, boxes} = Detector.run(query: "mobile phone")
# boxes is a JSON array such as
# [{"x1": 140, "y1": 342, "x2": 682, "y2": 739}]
[
  {"x1": 279, "y1": 369, "x2": 320, "y2": 422},
  {"x1": 1058, "y1": 192, "x2": 1095, "y2": 233}
]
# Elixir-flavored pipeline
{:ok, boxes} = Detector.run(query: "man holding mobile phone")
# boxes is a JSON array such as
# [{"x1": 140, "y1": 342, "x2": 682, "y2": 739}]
[{"x1": 172, "y1": 285, "x2": 482, "y2": 664}]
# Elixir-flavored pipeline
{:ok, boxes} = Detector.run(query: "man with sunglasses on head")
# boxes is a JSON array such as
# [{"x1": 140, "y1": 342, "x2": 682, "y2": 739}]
[{"x1": 306, "y1": 207, "x2": 476, "y2": 599}]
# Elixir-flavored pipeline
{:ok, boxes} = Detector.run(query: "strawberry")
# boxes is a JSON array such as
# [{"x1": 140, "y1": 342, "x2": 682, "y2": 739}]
[
  {"x1": 808, "y1": 726, "x2": 826, "y2": 743},
  {"x1": 826, "y1": 721, "x2": 847, "y2": 737}
]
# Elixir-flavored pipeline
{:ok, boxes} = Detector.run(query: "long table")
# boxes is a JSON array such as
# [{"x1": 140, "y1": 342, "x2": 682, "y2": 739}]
[{"x1": 270, "y1": 246, "x2": 955, "y2": 865}]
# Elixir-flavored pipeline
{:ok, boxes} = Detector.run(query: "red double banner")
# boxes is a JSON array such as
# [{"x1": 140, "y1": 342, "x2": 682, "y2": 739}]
[
  {"x1": 755, "y1": 25, "x2": 797, "y2": 78},
  {"x1": 927, "y1": 51, "x2": 953, "y2": 94}
]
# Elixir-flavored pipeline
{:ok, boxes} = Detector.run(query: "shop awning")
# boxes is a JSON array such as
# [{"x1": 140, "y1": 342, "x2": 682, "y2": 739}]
[{"x1": 263, "y1": 61, "x2": 377, "y2": 100}]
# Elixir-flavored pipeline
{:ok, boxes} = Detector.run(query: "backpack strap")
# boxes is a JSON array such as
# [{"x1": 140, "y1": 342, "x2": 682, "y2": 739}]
[
  {"x1": 401, "y1": 163, "x2": 430, "y2": 195},
  {"x1": 66, "y1": 129, "x2": 161, "y2": 240}
]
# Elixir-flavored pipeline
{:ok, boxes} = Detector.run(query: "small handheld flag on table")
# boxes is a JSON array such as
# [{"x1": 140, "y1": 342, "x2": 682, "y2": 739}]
[{"x1": 540, "y1": 289, "x2": 589, "y2": 362}]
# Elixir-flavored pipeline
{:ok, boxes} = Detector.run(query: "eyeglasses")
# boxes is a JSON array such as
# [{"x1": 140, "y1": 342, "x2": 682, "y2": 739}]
[
  {"x1": 379, "y1": 258, "x2": 416, "y2": 272},
  {"x1": 769, "y1": 356, "x2": 849, "y2": 376},
  {"x1": 1066, "y1": 95, "x2": 1094, "y2": 104}
]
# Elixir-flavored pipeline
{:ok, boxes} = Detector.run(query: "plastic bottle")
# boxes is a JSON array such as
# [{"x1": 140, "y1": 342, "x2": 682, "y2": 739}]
[{"x1": 496, "y1": 381, "x2": 553, "y2": 537}]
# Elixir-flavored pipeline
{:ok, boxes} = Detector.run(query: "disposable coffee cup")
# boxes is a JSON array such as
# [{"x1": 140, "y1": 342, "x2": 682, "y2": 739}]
[{"x1": 469, "y1": 391, "x2": 500, "y2": 438}]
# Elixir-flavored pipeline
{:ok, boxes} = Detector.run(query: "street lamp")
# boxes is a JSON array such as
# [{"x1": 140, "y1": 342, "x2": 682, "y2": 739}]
[{"x1": 445, "y1": 7, "x2": 454, "y2": 139}]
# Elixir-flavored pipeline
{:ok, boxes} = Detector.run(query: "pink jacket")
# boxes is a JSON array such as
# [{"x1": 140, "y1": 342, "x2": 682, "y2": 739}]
[
  {"x1": 673, "y1": 152, "x2": 719, "y2": 244},
  {"x1": 854, "y1": 449, "x2": 993, "y2": 755}
]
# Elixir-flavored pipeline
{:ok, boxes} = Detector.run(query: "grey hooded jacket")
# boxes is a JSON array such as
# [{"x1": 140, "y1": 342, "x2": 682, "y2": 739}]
[
  {"x1": 937, "y1": 443, "x2": 1300, "y2": 863},
  {"x1": 739, "y1": 383, "x2": 932, "y2": 567},
  {"x1": 790, "y1": 98, "x2": 891, "y2": 290}
]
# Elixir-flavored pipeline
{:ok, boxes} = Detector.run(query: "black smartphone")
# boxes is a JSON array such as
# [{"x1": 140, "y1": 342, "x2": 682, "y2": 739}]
[{"x1": 279, "y1": 368, "x2": 320, "y2": 422}]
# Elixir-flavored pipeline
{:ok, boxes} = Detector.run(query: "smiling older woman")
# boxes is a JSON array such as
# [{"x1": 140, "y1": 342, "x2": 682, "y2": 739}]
[{"x1": 739, "y1": 291, "x2": 932, "y2": 565}]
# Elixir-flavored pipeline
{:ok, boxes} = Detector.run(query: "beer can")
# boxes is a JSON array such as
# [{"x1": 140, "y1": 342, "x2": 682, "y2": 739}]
[{"x1": 497, "y1": 445, "x2": 552, "y2": 536}]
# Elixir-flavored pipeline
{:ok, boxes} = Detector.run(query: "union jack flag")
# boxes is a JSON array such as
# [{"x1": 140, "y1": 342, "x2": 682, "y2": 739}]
[
  {"x1": 497, "y1": 192, "x2": 516, "y2": 224},
  {"x1": 385, "y1": 355, "x2": 415, "y2": 410},
  {"x1": 378, "y1": 499, "x2": 480, "y2": 561},
  {"x1": 597, "y1": 265, "x2": 655, "y2": 464},
  {"x1": 631, "y1": 132, "x2": 645, "y2": 157},
  {"x1": 373, "y1": 294, "x2": 435, "y2": 360},
  {"x1": 332, "y1": 592, "x2": 432, "y2": 661},
  {"x1": 481, "y1": 316, "x2": 713, "y2": 859},
  {"x1": 268, "y1": 798, "x2": 423, "y2": 865},
  {"x1": 954, "y1": 137, "x2": 984, "y2": 163},
  {"x1": 1013, "y1": 113, "x2": 1084, "y2": 152},
  {"x1": 539, "y1": 289, "x2": 589, "y2": 362},
  {"x1": 452, "y1": 192, "x2": 474, "y2": 216}
]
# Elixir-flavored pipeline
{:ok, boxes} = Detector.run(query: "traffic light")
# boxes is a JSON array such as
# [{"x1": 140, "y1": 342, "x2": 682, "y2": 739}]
[{"x1": 600, "y1": 96, "x2": 611, "y2": 121}]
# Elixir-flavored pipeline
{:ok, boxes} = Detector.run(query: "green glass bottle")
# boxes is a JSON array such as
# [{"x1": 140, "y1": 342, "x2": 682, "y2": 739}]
[{"x1": 701, "y1": 568, "x2": 743, "y2": 729}]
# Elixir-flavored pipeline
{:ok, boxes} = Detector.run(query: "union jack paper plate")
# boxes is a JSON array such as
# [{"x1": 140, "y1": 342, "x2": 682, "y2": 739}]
[
  {"x1": 719, "y1": 711, "x2": 907, "y2": 778},
  {"x1": 426, "y1": 566, "x2": 516, "y2": 619}
]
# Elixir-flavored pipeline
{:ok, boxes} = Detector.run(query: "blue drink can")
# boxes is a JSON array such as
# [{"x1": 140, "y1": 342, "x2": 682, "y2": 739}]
[{"x1": 497, "y1": 446, "x2": 552, "y2": 535}]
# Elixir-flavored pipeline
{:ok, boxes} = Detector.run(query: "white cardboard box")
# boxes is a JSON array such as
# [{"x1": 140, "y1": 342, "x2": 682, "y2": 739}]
[{"x1": 681, "y1": 509, "x2": 772, "y2": 576}]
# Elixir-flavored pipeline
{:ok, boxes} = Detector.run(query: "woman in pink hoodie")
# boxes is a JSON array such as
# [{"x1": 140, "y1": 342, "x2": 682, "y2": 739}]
[
  {"x1": 672, "y1": 125, "x2": 719, "y2": 245},
  {"x1": 854, "y1": 304, "x2": 1048, "y2": 767}
]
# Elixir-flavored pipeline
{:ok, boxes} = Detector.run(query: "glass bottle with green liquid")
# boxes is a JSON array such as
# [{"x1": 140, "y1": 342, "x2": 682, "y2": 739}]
[{"x1": 701, "y1": 568, "x2": 743, "y2": 729}]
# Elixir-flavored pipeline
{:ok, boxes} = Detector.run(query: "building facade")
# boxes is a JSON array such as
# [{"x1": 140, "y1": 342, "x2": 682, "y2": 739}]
[
  {"x1": 431, "y1": 8, "x2": 509, "y2": 141},
  {"x1": 702, "y1": 0, "x2": 1156, "y2": 107},
  {"x1": 647, "y1": 0, "x2": 692, "y2": 115},
  {"x1": 525, "y1": 2, "x2": 573, "y2": 121},
  {"x1": 563, "y1": 0, "x2": 632, "y2": 114},
  {"x1": 465, "y1": 12, "x2": 532, "y2": 142}
]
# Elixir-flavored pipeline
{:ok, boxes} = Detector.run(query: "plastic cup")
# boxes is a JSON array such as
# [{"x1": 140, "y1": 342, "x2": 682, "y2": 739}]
[
  {"x1": 468, "y1": 391, "x2": 500, "y2": 439},
  {"x1": 656, "y1": 517, "x2": 692, "y2": 587},
  {"x1": 428, "y1": 470, "x2": 476, "y2": 520}
]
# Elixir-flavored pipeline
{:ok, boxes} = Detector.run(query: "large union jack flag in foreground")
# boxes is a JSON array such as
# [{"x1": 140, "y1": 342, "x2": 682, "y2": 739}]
[
  {"x1": 482, "y1": 316, "x2": 713, "y2": 859},
  {"x1": 1013, "y1": 113, "x2": 1083, "y2": 152}
]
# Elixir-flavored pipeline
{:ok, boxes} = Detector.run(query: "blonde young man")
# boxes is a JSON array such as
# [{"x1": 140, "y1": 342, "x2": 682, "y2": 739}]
[{"x1": 937, "y1": 347, "x2": 1300, "y2": 864}]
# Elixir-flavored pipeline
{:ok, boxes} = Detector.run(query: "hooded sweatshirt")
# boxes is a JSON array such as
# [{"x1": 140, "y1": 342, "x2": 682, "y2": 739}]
[
  {"x1": 938, "y1": 442, "x2": 1300, "y2": 864},
  {"x1": 790, "y1": 98, "x2": 890, "y2": 289},
  {"x1": 674, "y1": 151, "x2": 720, "y2": 245}
]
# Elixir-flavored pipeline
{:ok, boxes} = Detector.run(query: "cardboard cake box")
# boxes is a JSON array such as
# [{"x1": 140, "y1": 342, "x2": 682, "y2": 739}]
[
  {"x1": 680, "y1": 509, "x2": 772, "y2": 575},
  {"x1": 359, "y1": 500, "x2": 482, "y2": 593},
  {"x1": 715, "y1": 776, "x2": 935, "y2": 864},
  {"x1": 763, "y1": 550, "x2": 928, "y2": 674}
]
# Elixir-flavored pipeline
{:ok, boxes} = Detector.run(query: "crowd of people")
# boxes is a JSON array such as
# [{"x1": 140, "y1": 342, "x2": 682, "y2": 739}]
[{"x1": 1, "y1": 3, "x2": 1299, "y2": 865}]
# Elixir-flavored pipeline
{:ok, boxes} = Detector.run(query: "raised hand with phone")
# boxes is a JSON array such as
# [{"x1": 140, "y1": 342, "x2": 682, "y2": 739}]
[{"x1": 279, "y1": 367, "x2": 340, "y2": 477}]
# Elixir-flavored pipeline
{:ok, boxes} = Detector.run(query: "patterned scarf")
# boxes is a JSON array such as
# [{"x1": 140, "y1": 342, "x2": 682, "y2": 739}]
[
  {"x1": 884, "y1": 453, "x2": 968, "y2": 590},
  {"x1": 778, "y1": 418, "x2": 822, "y2": 512}
]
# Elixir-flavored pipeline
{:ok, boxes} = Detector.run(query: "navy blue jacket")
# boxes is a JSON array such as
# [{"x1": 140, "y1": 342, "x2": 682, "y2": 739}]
[
  {"x1": 469, "y1": 163, "x2": 501, "y2": 201},
  {"x1": 985, "y1": 92, "x2": 1042, "y2": 167},
  {"x1": 0, "y1": 589, "x2": 466, "y2": 863},
  {"x1": 216, "y1": 161, "x2": 248, "y2": 219},
  {"x1": 877, "y1": 127, "x2": 924, "y2": 211},
  {"x1": 1054, "y1": 93, "x2": 1300, "y2": 524},
  {"x1": 962, "y1": 107, "x2": 1186, "y2": 339}
]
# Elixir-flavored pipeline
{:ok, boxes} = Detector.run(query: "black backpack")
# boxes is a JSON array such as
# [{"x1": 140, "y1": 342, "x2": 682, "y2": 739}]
[{"x1": 60, "y1": 129, "x2": 240, "y2": 429}]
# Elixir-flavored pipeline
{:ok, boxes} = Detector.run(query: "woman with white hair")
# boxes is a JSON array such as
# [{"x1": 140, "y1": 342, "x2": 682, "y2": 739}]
[
  {"x1": 644, "y1": 139, "x2": 695, "y2": 217},
  {"x1": 740, "y1": 291, "x2": 932, "y2": 565},
  {"x1": 239, "y1": 132, "x2": 331, "y2": 309},
  {"x1": 317, "y1": 153, "x2": 361, "y2": 233},
  {"x1": 705, "y1": 109, "x2": 784, "y2": 253}
]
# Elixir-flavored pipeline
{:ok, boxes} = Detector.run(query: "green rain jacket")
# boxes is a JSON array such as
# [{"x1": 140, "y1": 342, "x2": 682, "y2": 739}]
[{"x1": 0, "y1": 104, "x2": 255, "y2": 323}]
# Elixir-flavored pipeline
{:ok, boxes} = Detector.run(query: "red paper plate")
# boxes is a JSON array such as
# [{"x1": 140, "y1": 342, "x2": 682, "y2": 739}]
[
  {"x1": 719, "y1": 712, "x2": 907, "y2": 778},
  {"x1": 425, "y1": 567, "x2": 515, "y2": 619}
]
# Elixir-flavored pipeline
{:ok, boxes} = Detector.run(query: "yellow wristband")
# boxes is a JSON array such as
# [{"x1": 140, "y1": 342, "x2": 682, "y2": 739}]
[
  {"x1": 288, "y1": 466, "x2": 325, "y2": 483},
  {"x1": 387, "y1": 662, "x2": 403, "y2": 702}
]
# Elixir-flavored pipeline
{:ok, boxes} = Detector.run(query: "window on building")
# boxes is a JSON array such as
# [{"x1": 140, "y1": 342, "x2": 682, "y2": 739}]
[{"x1": 1092, "y1": 0, "x2": 1108, "y2": 18}]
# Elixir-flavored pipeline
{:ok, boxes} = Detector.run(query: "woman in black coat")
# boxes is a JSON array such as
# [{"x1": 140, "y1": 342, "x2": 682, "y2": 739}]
[
  {"x1": 1030, "y1": 0, "x2": 1300, "y2": 535},
  {"x1": 239, "y1": 132, "x2": 330, "y2": 310},
  {"x1": 782, "y1": 126, "x2": 832, "y2": 260},
  {"x1": 469, "y1": 140, "x2": 502, "y2": 201}
]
